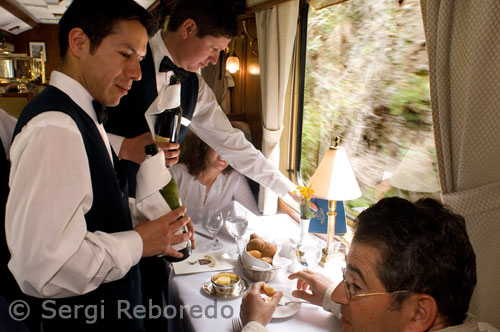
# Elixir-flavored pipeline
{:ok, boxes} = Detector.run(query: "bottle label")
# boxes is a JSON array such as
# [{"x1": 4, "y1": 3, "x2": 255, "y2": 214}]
[{"x1": 155, "y1": 134, "x2": 170, "y2": 144}]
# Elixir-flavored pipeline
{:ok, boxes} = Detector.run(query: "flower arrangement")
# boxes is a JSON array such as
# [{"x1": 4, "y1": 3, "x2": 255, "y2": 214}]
[{"x1": 293, "y1": 185, "x2": 315, "y2": 219}]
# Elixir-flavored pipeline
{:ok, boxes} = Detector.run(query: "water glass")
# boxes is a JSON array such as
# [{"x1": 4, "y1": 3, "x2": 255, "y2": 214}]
[
  {"x1": 296, "y1": 240, "x2": 322, "y2": 270},
  {"x1": 225, "y1": 214, "x2": 249, "y2": 255},
  {"x1": 204, "y1": 210, "x2": 224, "y2": 250}
]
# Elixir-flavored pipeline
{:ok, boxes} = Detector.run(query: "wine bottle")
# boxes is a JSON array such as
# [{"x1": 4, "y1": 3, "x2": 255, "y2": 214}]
[
  {"x1": 155, "y1": 74, "x2": 182, "y2": 145},
  {"x1": 144, "y1": 143, "x2": 192, "y2": 262}
]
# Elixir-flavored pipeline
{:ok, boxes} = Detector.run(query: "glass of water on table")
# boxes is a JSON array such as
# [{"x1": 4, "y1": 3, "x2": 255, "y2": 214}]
[
  {"x1": 225, "y1": 213, "x2": 249, "y2": 256},
  {"x1": 203, "y1": 210, "x2": 224, "y2": 250}
]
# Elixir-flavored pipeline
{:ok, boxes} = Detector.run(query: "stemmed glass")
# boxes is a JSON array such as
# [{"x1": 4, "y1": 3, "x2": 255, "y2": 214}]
[
  {"x1": 225, "y1": 212, "x2": 249, "y2": 256},
  {"x1": 204, "y1": 211, "x2": 224, "y2": 250}
]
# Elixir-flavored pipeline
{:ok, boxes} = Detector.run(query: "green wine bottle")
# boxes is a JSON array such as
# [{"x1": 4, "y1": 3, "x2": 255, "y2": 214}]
[
  {"x1": 144, "y1": 144, "x2": 192, "y2": 262},
  {"x1": 155, "y1": 74, "x2": 182, "y2": 145}
]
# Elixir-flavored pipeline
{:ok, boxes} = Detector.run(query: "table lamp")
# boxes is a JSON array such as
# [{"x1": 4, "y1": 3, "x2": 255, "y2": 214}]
[{"x1": 308, "y1": 137, "x2": 361, "y2": 266}]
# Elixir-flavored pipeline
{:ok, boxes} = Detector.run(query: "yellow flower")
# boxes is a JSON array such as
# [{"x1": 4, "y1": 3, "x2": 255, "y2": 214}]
[{"x1": 295, "y1": 185, "x2": 315, "y2": 219}]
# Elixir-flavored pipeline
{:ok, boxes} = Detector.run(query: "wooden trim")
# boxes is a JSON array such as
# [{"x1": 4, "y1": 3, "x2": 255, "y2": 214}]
[
  {"x1": 147, "y1": 0, "x2": 161, "y2": 12},
  {"x1": 245, "y1": 0, "x2": 295, "y2": 15},
  {"x1": 308, "y1": 0, "x2": 350, "y2": 11},
  {"x1": 0, "y1": 0, "x2": 39, "y2": 28},
  {"x1": 0, "y1": 29, "x2": 14, "y2": 38}
]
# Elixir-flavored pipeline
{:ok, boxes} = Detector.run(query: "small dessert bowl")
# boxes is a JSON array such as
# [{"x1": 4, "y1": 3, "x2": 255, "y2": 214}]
[{"x1": 211, "y1": 272, "x2": 241, "y2": 297}]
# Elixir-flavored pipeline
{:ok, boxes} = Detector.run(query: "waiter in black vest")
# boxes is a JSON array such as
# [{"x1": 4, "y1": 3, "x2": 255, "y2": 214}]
[
  {"x1": 105, "y1": 1, "x2": 296, "y2": 330},
  {"x1": 5, "y1": 0, "x2": 194, "y2": 331},
  {"x1": 105, "y1": 0, "x2": 296, "y2": 197}
]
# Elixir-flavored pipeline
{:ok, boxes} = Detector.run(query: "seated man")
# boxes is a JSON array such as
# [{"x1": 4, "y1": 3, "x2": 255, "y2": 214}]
[{"x1": 240, "y1": 197, "x2": 479, "y2": 332}]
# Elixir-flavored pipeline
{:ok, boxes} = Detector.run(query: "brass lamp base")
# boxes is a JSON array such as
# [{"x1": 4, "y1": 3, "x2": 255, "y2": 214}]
[
  {"x1": 319, "y1": 247, "x2": 330, "y2": 267},
  {"x1": 319, "y1": 199, "x2": 337, "y2": 268},
  {"x1": 320, "y1": 244, "x2": 346, "y2": 267}
]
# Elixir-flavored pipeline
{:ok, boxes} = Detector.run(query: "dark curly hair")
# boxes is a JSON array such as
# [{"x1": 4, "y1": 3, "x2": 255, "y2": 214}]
[
  {"x1": 353, "y1": 197, "x2": 476, "y2": 326},
  {"x1": 183, "y1": 134, "x2": 232, "y2": 177}
]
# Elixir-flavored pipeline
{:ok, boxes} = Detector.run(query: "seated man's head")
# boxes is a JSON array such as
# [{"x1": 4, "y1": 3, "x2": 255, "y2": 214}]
[
  {"x1": 58, "y1": 0, "x2": 157, "y2": 106},
  {"x1": 166, "y1": 0, "x2": 238, "y2": 72},
  {"x1": 332, "y1": 197, "x2": 476, "y2": 332}
]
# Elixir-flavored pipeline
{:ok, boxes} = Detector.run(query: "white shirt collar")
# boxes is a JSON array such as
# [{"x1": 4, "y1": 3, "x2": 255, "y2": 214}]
[
  {"x1": 150, "y1": 30, "x2": 174, "y2": 74},
  {"x1": 49, "y1": 71, "x2": 98, "y2": 124}
]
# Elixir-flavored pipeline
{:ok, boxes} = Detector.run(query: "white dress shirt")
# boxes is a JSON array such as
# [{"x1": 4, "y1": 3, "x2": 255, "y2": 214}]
[
  {"x1": 6, "y1": 71, "x2": 142, "y2": 298},
  {"x1": 108, "y1": 30, "x2": 295, "y2": 198},
  {"x1": 0, "y1": 108, "x2": 17, "y2": 159},
  {"x1": 169, "y1": 163, "x2": 260, "y2": 219}
]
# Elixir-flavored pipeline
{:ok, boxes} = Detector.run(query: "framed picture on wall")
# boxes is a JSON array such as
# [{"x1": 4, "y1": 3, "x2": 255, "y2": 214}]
[{"x1": 29, "y1": 41, "x2": 47, "y2": 61}]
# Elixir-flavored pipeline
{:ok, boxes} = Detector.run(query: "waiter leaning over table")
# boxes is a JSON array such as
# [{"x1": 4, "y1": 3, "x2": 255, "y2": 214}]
[
  {"x1": 105, "y1": 1, "x2": 296, "y2": 330},
  {"x1": 5, "y1": 0, "x2": 194, "y2": 331}
]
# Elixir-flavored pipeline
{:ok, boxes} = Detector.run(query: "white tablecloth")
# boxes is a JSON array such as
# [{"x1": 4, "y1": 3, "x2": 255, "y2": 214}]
[{"x1": 167, "y1": 214, "x2": 343, "y2": 332}]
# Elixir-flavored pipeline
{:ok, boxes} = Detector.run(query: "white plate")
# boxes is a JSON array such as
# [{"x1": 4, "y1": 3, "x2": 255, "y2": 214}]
[{"x1": 272, "y1": 295, "x2": 301, "y2": 319}]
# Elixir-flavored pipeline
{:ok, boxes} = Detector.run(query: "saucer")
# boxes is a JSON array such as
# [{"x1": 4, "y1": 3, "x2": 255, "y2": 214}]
[
  {"x1": 201, "y1": 277, "x2": 249, "y2": 299},
  {"x1": 273, "y1": 295, "x2": 301, "y2": 319}
]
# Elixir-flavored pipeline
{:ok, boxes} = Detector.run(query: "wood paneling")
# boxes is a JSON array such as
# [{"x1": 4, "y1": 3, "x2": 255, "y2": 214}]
[
  {"x1": 230, "y1": 16, "x2": 262, "y2": 150},
  {"x1": 8, "y1": 24, "x2": 60, "y2": 80}
]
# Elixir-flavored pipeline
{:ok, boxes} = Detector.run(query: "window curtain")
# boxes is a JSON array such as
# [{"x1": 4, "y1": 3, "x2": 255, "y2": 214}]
[
  {"x1": 246, "y1": 0, "x2": 299, "y2": 215},
  {"x1": 421, "y1": 0, "x2": 500, "y2": 327}
]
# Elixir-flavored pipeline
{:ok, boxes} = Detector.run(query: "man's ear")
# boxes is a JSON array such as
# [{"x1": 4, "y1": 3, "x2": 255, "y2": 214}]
[
  {"x1": 180, "y1": 19, "x2": 197, "y2": 39},
  {"x1": 402, "y1": 294, "x2": 439, "y2": 332},
  {"x1": 67, "y1": 28, "x2": 88, "y2": 58}
]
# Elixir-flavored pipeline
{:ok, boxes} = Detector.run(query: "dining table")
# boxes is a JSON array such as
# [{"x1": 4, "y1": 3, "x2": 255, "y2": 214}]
[{"x1": 167, "y1": 212, "x2": 345, "y2": 332}]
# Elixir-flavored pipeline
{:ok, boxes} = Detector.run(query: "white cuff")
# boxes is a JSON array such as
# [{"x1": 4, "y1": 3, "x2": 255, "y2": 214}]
[
  {"x1": 322, "y1": 283, "x2": 340, "y2": 318},
  {"x1": 112, "y1": 230, "x2": 143, "y2": 266},
  {"x1": 242, "y1": 321, "x2": 268, "y2": 332}
]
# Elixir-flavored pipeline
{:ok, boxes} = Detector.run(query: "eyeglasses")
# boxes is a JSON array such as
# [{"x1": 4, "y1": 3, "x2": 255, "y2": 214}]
[{"x1": 341, "y1": 267, "x2": 409, "y2": 300}]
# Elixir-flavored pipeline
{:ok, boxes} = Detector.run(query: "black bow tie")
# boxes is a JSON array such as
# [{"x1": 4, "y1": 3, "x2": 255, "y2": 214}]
[
  {"x1": 159, "y1": 56, "x2": 190, "y2": 83},
  {"x1": 92, "y1": 100, "x2": 108, "y2": 124}
]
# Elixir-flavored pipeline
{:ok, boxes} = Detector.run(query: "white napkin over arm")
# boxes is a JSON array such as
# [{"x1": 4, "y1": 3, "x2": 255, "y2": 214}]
[
  {"x1": 135, "y1": 149, "x2": 172, "y2": 220},
  {"x1": 144, "y1": 83, "x2": 181, "y2": 138}
]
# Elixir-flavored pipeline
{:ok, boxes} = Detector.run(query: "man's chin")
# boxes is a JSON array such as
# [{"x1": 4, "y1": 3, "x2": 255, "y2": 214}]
[{"x1": 340, "y1": 316, "x2": 353, "y2": 332}]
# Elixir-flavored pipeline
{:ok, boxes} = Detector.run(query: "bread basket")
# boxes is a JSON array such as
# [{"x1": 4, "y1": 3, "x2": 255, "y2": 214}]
[{"x1": 238, "y1": 256, "x2": 280, "y2": 282}]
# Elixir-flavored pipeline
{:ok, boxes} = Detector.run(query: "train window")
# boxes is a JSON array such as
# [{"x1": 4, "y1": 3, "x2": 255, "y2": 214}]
[{"x1": 297, "y1": 0, "x2": 440, "y2": 218}]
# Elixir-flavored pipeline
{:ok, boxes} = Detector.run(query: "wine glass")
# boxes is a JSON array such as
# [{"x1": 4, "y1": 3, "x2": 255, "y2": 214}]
[
  {"x1": 203, "y1": 211, "x2": 224, "y2": 250},
  {"x1": 295, "y1": 239, "x2": 322, "y2": 270},
  {"x1": 225, "y1": 213, "x2": 249, "y2": 256}
]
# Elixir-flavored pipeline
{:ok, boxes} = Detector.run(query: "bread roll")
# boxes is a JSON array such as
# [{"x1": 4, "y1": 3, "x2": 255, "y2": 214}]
[
  {"x1": 263, "y1": 284, "x2": 276, "y2": 296},
  {"x1": 260, "y1": 257, "x2": 273, "y2": 264},
  {"x1": 250, "y1": 233, "x2": 261, "y2": 240},
  {"x1": 246, "y1": 238, "x2": 266, "y2": 252},
  {"x1": 247, "y1": 250, "x2": 262, "y2": 259},
  {"x1": 262, "y1": 243, "x2": 277, "y2": 258}
]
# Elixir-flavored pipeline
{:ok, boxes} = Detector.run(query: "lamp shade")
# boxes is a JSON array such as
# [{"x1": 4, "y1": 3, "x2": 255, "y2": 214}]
[
  {"x1": 308, "y1": 146, "x2": 361, "y2": 201},
  {"x1": 226, "y1": 55, "x2": 239, "y2": 73}
]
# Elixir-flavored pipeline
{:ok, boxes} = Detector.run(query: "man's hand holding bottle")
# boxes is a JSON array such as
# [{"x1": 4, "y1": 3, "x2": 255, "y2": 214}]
[
  {"x1": 135, "y1": 206, "x2": 196, "y2": 258},
  {"x1": 119, "y1": 132, "x2": 180, "y2": 166}
]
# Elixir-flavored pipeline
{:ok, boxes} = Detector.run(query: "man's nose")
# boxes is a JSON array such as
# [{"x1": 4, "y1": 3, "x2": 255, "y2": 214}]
[
  {"x1": 331, "y1": 281, "x2": 349, "y2": 304},
  {"x1": 209, "y1": 51, "x2": 221, "y2": 65},
  {"x1": 127, "y1": 60, "x2": 142, "y2": 81}
]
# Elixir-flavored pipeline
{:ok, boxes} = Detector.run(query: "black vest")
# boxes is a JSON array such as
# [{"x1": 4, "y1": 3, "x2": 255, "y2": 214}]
[
  {"x1": 105, "y1": 44, "x2": 199, "y2": 144},
  {"x1": 12, "y1": 86, "x2": 143, "y2": 332}
]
